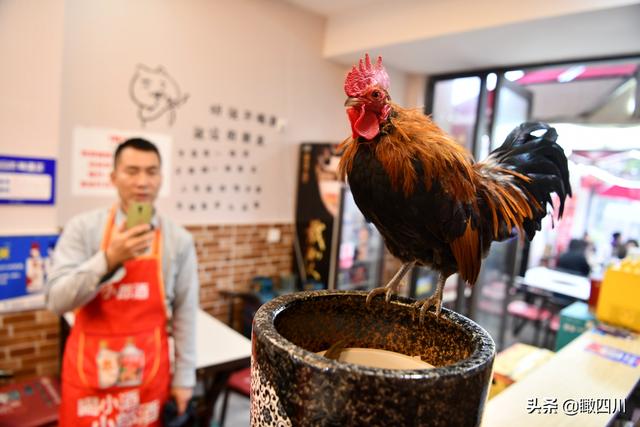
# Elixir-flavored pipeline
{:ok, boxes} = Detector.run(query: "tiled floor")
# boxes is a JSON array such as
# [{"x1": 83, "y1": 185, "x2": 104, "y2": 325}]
[{"x1": 211, "y1": 392, "x2": 250, "y2": 427}]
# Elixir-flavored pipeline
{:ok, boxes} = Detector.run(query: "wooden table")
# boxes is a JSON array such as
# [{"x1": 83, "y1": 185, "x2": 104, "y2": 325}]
[
  {"x1": 0, "y1": 376, "x2": 61, "y2": 427},
  {"x1": 483, "y1": 329, "x2": 640, "y2": 426},
  {"x1": 192, "y1": 309, "x2": 251, "y2": 423},
  {"x1": 516, "y1": 266, "x2": 590, "y2": 301}
]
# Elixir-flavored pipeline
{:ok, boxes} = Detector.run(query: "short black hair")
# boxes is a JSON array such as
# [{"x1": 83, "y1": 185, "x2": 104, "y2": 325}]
[
  {"x1": 567, "y1": 239, "x2": 587, "y2": 252},
  {"x1": 113, "y1": 138, "x2": 161, "y2": 167}
]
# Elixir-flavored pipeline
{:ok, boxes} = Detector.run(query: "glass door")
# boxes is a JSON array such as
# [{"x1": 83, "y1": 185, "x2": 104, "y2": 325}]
[
  {"x1": 333, "y1": 186, "x2": 385, "y2": 291},
  {"x1": 470, "y1": 75, "x2": 533, "y2": 350},
  {"x1": 410, "y1": 76, "x2": 484, "y2": 311}
]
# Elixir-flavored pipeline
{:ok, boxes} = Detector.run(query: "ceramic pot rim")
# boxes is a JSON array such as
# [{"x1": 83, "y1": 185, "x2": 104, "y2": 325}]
[{"x1": 253, "y1": 290, "x2": 496, "y2": 381}]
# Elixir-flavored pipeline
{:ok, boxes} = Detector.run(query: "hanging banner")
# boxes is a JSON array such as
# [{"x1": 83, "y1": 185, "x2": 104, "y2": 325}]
[
  {"x1": 0, "y1": 234, "x2": 59, "y2": 313},
  {"x1": 294, "y1": 143, "x2": 342, "y2": 289},
  {"x1": 0, "y1": 155, "x2": 56, "y2": 205}
]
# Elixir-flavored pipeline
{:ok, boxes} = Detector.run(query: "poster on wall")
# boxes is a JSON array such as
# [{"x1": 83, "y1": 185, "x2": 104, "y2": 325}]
[
  {"x1": 71, "y1": 127, "x2": 172, "y2": 197},
  {"x1": 0, "y1": 155, "x2": 56, "y2": 205},
  {"x1": 0, "y1": 234, "x2": 59, "y2": 313},
  {"x1": 294, "y1": 143, "x2": 342, "y2": 289},
  {"x1": 168, "y1": 102, "x2": 285, "y2": 224}
]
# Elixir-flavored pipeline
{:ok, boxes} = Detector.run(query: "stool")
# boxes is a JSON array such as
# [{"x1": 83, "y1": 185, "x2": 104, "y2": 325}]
[
  {"x1": 218, "y1": 367, "x2": 251, "y2": 426},
  {"x1": 542, "y1": 314, "x2": 560, "y2": 349},
  {"x1": 507, "y1": 300, "x2": 552, "y2": 345},
  {"x1": 540, "y1": 296, "x2": 572, "y2": 349}
]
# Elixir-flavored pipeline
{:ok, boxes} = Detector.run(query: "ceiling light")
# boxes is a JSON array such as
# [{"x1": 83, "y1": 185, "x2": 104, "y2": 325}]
[
  {"x1": 504, "y1": 70, "x2": 524, "y2": 81},
  {"x1": 557, "y1": 66, "x2": 586, "y2": 83},
  {"x1": 486, "y1": 73, "x2": 497, "y2": 91}
]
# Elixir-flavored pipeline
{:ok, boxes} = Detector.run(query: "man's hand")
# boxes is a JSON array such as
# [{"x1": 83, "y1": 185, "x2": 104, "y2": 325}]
[
  {"x1": 104, "y1": 222, "x2": 154, "y2": 272},
  {"x1": 171, "y1": 387, "x2": 193, "y2": 416}
]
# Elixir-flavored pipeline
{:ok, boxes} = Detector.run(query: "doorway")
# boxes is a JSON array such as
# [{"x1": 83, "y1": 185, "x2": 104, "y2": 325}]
[{"x1": 419, "y1": 55, "x2": 640, "y2": 350}]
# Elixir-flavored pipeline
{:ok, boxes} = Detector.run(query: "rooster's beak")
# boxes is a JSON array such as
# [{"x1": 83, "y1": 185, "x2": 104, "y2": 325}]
[{"x1": 344, "y1": 97, "x2": 360, "y2": 107}]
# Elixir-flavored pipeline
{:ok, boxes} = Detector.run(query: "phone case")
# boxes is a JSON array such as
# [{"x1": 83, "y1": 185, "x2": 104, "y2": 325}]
[{"x1": 126, "y1": 203, "x2": 152, "y2": 229}]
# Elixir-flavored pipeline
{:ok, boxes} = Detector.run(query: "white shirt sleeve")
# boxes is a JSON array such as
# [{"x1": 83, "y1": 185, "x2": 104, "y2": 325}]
[
  {"x1": 45, "y1": 215, "x2": 124, "y2": 315},
  {"x1": 170, "y1": 234, "x2": 199, "y2": 388}
]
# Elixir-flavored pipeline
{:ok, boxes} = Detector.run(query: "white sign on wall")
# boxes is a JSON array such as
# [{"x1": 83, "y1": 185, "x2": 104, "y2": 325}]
[
  {"x1": 71, "y1": 127, "x2": 172, "y2": 197},
  {"x1": 0, "y1": 156, "x2": 56, "y2": 205}
]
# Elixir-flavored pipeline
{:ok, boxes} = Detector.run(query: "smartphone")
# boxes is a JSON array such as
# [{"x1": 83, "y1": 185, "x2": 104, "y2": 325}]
[{"x1": 126, "y1": 202, "x2": 153, "y2": 229}]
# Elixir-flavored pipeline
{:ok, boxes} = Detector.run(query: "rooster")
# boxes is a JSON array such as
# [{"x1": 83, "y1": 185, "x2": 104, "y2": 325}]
[{"x1": 339, "y1": 55, "x2": 571, "y2": 321}]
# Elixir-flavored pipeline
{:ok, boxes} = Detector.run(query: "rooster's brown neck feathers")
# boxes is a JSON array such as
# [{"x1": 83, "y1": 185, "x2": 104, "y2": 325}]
[{"x1": 340, "y1": 103, "x2": 476, "y2": 200}]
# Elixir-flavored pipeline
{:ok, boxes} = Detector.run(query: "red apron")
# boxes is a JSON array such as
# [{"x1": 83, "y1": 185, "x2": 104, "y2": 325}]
[{"x1": 60, "y1": 207, "x2": 170, "y2": 427}]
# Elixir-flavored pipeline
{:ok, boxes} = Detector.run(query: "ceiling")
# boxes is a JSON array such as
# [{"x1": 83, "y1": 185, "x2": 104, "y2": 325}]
[
  {"x1": 527, "y1": 79, "x2": 627, "y2": 122},
  {"x1": 285, "y1": 1, "x2": 640, "y2": 75},
  {"x1": 510, "y1": 62, "x2": 640, "y2": 123},
  {"x1": 284, "y1": 0, "x2": 378, "y2": 16}
]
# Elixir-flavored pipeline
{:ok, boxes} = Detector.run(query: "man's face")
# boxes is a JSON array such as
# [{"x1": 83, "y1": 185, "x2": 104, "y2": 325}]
[{"x1": 111, "y1": 147, "x2": 162, "y2": 212}]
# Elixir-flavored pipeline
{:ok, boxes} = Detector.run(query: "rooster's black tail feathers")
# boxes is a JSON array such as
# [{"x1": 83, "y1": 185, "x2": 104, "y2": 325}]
[{"x1": 492, "y1": 122, "x2": 572, "y2": 240}]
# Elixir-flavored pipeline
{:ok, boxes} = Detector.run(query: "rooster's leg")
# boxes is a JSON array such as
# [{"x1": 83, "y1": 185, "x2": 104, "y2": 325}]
[
  {"x1": 414, "y1": 274, "x2": 447, "y2": 323},
  {"x1": 366, "y1": 261, "x2": 415, "y2": 306}
]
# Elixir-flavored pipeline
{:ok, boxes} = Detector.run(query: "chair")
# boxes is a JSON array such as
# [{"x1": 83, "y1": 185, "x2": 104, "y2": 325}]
[
  {"x1": 216, "y1": 282, "x2": 265, "y2": 426},
  {"x1": 543, "y1": 314, "x2": 561, "y2": 349},
  {"x1": 507, "y1": 299, "x2": 552, "y2": 346},
  {"x1": 218, "y1": 367, "x2": 251, "y2": 426},
  {"x1": 540, "y1": 295, "x2": 571, "y2": 349}
]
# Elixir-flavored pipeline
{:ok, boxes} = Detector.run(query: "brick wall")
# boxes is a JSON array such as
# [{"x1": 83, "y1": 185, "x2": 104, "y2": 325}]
[
  {"x1": 0, "y1": 310, "x2": 60, "y2": 380},
  {"x1": 187, "y1": 223, "x2": 295, "y2": 323},
  {"x1": 0, "y1": 222, "x2": 295, "y2": 382}
]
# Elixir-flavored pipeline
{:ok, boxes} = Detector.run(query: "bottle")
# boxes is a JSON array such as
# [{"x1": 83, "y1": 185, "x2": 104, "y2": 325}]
[
  {"x1": 96, "y1": 340, "x2": 119, "y2": 389},
  {"x1": 587, "y1": 265, "x2": 603, "y2": 314},
  {"x1": 118, "y1": 338, "x2": 145, "y2": 386}
]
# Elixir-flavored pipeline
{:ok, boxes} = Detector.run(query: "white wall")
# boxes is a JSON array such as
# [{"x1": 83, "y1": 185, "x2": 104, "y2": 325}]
[
  {"x1": 56, "y1": 0, "x2": 409, "y2": 226},
  {"x1": 403, "y1": 73, "x2": 427, "y2": 109},
  {"x1": 0, "y1": 0, "x2": 411, "y2": 230},
  {"x1": 0, "y1": 0, "x2": 65, "y2": 234}
]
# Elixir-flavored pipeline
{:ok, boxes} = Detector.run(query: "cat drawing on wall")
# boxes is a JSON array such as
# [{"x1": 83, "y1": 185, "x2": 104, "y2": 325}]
[{"x1": 129, "y1": 64, "x2": 189, "y2": 127}]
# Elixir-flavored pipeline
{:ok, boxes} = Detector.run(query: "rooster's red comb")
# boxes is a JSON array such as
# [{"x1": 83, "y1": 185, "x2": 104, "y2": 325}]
[{"x1": 344, "y1": 54, "x2": 390, "y2": 97}]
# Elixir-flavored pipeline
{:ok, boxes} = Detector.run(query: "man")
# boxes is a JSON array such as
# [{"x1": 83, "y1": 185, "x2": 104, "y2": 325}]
[
  {"x1": 46, "y1": 138, "x2": 198, "y2": 426},
  {"x1": 556, "y1": 239, "x2": 591, "y2": 277}
]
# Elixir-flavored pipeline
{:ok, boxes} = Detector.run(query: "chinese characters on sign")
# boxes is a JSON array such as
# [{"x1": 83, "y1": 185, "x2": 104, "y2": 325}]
[
  {"x1": 585, "y1": 342, "x2": 640, "y2": 367},
  {"x1": 526, "y1": 397, "x2": 626, "y2": 416},
  {"x1": 71, "y1": 127, "x2": 172, "y2": 197},
  {"x1": 174, "y1": 103, "x2": 277, "y2": 220},
  {"x1": 300, "y1": 149, "x2": 311, "y2": 184},
  {"x1": 100, "y1": 282, "x2": 149, "y2": 301},
  {"x1": 77, "y1": 390, "x2": 159, "y2": 426},
  {"x1": 304, "y1": 219, "x2": 327, "y2": 281},
  {"x1": 0, "y1": 156, "x2": 56, "y2": 205}
]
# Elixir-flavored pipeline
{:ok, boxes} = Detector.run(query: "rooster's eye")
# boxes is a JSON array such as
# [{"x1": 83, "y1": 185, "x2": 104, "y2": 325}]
[{"x1": 371, "y1": 90, "x2": 381, "y2": 99}]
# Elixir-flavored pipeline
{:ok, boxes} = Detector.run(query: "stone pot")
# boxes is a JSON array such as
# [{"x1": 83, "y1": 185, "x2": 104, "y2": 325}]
[{"x1": 250, "y1": 290, "x2": 495, "y2": 427}]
